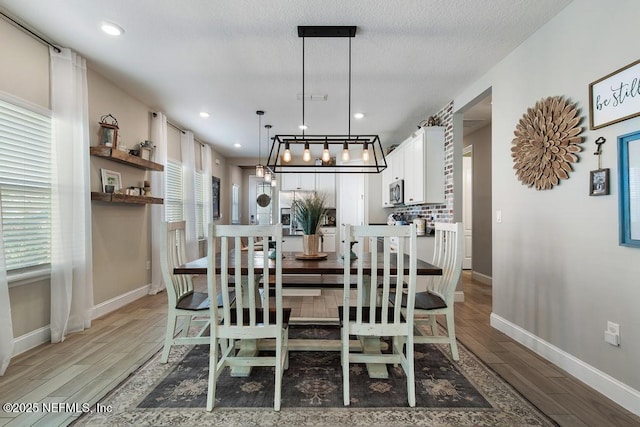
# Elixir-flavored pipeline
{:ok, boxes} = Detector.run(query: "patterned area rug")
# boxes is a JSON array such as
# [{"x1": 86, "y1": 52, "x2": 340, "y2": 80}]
[{"x1": 75, "y1": 326, "x2": 555, "y2": 426}]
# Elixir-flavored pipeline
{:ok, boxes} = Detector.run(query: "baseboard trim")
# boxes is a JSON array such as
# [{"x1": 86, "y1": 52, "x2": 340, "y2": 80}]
[
  {"x1": 92, "y1": 283, "x2": 151, "y2": 320},
  {"x1": 471, "y1": 271, "x2": 492, "y2": 285},
  {"x1": 490, "y1": 313, "x2": 640, "y2": 416},
  {"x1": 12, "y1": 325, "x2": 51, "y2": 357},
  {"x1": 454, "y1": 291, "x2": 464, "y2": 302},
  {"x1": 283, "y1": 289, "x2": 322, "y2": 297}
]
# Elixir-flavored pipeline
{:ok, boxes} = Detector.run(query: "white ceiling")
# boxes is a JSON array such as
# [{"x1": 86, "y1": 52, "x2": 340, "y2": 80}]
[{"x1": 0, "y1": 0, "x2": 571, "y2": 163}]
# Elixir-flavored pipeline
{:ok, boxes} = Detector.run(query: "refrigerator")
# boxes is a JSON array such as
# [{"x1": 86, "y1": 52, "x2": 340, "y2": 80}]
[{"x1": 278, "y1": 190, "x2": 315, "y2": 234}]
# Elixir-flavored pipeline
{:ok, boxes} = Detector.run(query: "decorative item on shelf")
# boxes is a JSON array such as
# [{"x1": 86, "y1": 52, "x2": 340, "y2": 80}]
[
  {"x1": 138, "y1": 140, "x2": 154, "y2": 161},
  {"x1": 143, "y1": 180, "x2": 151, "y2": 196},
  {"x1": 98, "y1": 114, "x2": 119, "y2": 149},
  {"x1": 340, "y1": 241, "x2": 358, "y2": 260},
  {"x1": 292, "y1": 192, "x2": 328, "y2": 256},
  {"x1": 100, "y1": 168, "x2": 122, "y2": 193},
  {"x1": 267, "y1": 26, "x2": 386, "y2": 174},
  {"x1": 590, "y1": 137, "x2": 610, "y2": 196},
  {"x1": 427, "y1": 115, "x2": 440, "y2": 126},
  {"x1": 511, "y1": 96, "x2": 584, "y2": 191}
]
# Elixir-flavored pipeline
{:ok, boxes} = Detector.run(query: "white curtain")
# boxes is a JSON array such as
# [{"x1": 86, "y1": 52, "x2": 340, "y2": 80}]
[
  {"x1": 0, "y1": 196, "x2": 13, "y2": 375},
  {"x1": 181, "y1": 131, "x2": 198, "y2": 260},
  {"x1": 49, "y1": 47, "x2": 93, "y2": 343},
  {"x1": 202, "y1": 144, "x2": 213, "y2": 237},
  {"x1": 149, "y1": 112, "x2": 168, "y2": 294}
]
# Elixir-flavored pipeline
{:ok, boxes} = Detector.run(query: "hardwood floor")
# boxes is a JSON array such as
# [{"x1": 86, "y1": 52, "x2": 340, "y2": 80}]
[{"x1": 1, "y1": 272, "x2": 638, "y2": 426}]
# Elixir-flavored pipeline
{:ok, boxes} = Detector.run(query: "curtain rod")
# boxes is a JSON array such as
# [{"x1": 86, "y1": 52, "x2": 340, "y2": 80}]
[
  {"x1": 151, "y1": 112, "x2": 185, "y2": 134},
  {"x1": 0, "y1": 11, "x2": 61, "y2": 53}
]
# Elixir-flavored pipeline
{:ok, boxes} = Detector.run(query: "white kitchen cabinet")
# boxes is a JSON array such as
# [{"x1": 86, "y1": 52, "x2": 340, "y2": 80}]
[
  {"x1": 381, "y1": 146, "x2": 404, "y2": 207},
  {"x1": 282, "y1": 236, "x2": 303, "y2": 252},
  {"x1": 402, "y1": 127, "x2": 444, "y2": 205},
  {"x1": 319, "y1": 227, "x2": 336, "y2": 252},
  {"x1": 315, "y1": 173, "x2": 336, "y2": 207},
  {"x1": 281, "y1": 173, "x2": 316, "y2": 191}
]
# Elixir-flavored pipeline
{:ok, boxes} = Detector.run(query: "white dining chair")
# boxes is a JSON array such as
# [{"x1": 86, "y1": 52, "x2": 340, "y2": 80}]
[
  {"x1": 160, "y1": 221, "x2": 219, "y2": 363},
  {"x1": 340, "y1": 224, "x2": 417, "y2": 407},
  {"x1": 408, "y1": 222, "x2": 463, "y2": 361},
  {"x1": 206, "y1": 224, "x2": 290, "y2": 412}
]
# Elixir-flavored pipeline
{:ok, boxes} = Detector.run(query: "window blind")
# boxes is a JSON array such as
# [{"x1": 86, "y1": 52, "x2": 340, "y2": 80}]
[
  {"x1": 195, "y1": 171, "x2": 205, "y2": 239},
  {"x1": 165, "y1": 161, "x2": 183, "y2": 221},
  {"x1": 0, "y1": 98, "x2": 52, "y2": 271}
]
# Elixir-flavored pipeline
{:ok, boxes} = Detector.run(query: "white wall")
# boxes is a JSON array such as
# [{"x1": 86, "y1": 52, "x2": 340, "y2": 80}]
[{"x1": 455, "y1": 0, "x2": 640, "y2": 413}]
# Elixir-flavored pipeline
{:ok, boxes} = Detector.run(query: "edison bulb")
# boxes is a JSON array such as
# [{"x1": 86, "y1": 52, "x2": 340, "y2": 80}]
[
  {"x1": 362, "y1": 144, "x2": 370, "y2": 163},
  {"x1": 342, "y1": 143, "x2": 350, "y2": 162},
  {"x1": 303, "y1": 143, "x2": 311, "y2": 162},
  {"x1": 322, "y1": 142, "x2": 331, "y2": 162},
  {"x1": 283, "y1": 143, "x2": 292, "y2": 163}
]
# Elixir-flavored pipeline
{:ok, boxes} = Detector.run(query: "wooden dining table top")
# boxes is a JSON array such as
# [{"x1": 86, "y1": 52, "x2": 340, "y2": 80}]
[{"x1": 174, "y1": 251, "x2": 442, "y2": 276}]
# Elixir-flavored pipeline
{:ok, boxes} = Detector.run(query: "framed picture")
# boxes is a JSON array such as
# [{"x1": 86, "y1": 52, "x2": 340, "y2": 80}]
[
  {"x1": 99, "y1": 123, "x2": 119, "y2": 149},
  {"x1": 140, "y1": 147, "x2": 151, "y2": 161},
  {"x1": 618, "y1": 130, "x2": 640, "y2": 247},
  {"x1": 100, "y1": 168, "x2": 122, "y2": 193},
  {"x1": 212, "y1": 176, "x2": 220, "y2": 220},
  {"x1": 589, "y1": 168, "x2": 610, "y2": 196},
  {"x1": 589, "y1": 59, "x2": 640, "y2": 130}
]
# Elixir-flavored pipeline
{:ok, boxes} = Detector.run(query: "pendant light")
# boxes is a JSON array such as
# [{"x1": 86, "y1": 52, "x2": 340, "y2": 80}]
[
  {"x1": 255, "y1": 110, "x2": 265, "y2": 178},
  {"x1": 267, "y1": 26, "x2": 387, "y2": 174},
  {"x1": 264, "y1": 124, "x2": 272, "y2": 182}
]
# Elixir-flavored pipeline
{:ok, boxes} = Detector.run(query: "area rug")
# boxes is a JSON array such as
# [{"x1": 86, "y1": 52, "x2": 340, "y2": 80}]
[{"x1": 75, "y1": 326, "x2": 555, "y2": 426}]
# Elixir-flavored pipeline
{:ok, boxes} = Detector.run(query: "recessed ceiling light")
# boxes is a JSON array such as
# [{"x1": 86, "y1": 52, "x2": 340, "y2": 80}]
[
  {"x1": 299, "y1": 124, "x2": 308, "y2": 130},
  {"x1": 234, "y1": 143, "x2": 241, "y2": 148},
  {"x1": 199, "y1": 112, "x2": 210, "y2": 118},
  {"x1": 101, "y1": 22, "x2": 124, "y2": 36},
  {"x1": 354, "y1": 112, "x2": 365, "y2": 119}
]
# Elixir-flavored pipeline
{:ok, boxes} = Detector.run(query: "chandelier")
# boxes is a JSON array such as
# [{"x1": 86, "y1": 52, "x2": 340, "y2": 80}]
[{"x1": 267, "y1": 26, "x2": 386, "y2": 174}]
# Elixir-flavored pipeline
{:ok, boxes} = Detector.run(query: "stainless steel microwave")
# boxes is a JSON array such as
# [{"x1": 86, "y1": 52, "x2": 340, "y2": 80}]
[{"x1": 389, "y1": 179, "x2": 404, "y2": 205}]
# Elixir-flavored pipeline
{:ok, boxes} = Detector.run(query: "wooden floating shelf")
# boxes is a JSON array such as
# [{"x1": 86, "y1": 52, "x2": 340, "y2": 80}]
[
  {"x1": 91, "y1": 192, "x2": 163, "y2": 205},
  {"x1": 90, "y1": 146, "x2": 164, "y2": 171}
]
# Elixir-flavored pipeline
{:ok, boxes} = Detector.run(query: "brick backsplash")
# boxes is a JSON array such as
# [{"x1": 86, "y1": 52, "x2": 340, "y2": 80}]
[{"x1": 392, "y1": 101, "x2": 454, "y2": 228}]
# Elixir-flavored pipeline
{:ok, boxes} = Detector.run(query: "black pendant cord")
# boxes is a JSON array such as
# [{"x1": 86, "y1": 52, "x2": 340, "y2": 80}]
[
  {"x1": 302, "y1": 36, "x2": 305, "y2": 138},
  {"x1": 0, "y1": 11, "x2": 61, "y2": 53},
  {"x1": 348, "y1": 35, "x2": 351, "y2": 139}
]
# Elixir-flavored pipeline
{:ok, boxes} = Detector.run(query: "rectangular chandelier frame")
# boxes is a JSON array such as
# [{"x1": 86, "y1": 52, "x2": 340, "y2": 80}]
[{"x1": 266, "y1": 134, "x2": 387, "y2": 174}]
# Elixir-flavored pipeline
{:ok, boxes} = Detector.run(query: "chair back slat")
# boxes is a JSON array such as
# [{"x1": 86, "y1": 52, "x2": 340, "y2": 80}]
[
  {"x1": 160, "y1": 221, "x2": 194, "y2": 306},
  {"x1": 430, "y1": 222, "x2": 463, "y2": 299},
  {"x1": 209, "y1": 224, "x2": 283, "y2": 331},
  {"x1": 343, "y1": 224, "x2": 417, "y2": 331}
]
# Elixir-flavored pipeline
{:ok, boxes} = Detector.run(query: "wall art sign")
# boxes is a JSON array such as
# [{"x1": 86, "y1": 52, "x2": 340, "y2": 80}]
[
  {"x1": 589, "y1": 59, "x2": 640, "y2": 130},
  {"x1": 618, "y1": 130, "x2": 640, "y2": 247}
]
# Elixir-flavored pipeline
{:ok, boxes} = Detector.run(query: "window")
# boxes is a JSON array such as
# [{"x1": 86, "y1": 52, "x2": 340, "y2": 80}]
[
  {"x1": 0, "y1": 97, "x2": 52, "y2": 271},
  {"x1": 195, "y1": 171, "x2": 205, "y2": 239},
  {"x1": 165, "y1": 161, "x2": 183, "y2": 221},
  {"x1": 231, "y1": 184, "x2": 240, "y2": 224}
]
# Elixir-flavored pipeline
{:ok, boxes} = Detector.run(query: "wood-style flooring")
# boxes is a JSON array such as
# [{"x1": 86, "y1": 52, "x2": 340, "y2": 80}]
[{"x1": 0, "y1": 272, "x2": 638, "y2": 426}]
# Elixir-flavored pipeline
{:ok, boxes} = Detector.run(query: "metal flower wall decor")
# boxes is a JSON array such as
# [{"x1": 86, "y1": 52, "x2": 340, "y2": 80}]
[{"x1": 511, "y1": 96, "x2": 584, "y2": 190}]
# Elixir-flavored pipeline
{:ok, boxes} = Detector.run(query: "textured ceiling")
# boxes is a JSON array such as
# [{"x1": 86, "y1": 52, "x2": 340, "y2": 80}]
[{"x1": 0, "y1": 0, "x2": 571, "y2": 163}]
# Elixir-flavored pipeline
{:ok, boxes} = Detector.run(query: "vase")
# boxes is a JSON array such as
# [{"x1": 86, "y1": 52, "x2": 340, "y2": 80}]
[{"x1": 302, "y1": 234, "x2": 320, "y2": 256}]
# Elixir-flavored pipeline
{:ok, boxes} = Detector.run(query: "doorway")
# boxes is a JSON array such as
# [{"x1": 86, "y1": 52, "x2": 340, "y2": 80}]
[{"x1": 461, "y1": 91, "x2": 493, "y2": 285}]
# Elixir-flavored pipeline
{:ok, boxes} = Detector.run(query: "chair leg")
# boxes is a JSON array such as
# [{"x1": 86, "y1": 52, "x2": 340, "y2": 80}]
[
  {"x1": 182, "y1": 314, "x2": 192, "y2": 337},
  {"x1": 406, "y1": 334, "x2": 416, "y2": 407},
  {"x1": 445, "y1": 312, "x2": 459, "y2": 361},
  {"x1": 342, "y1": 327, "x2": 350, "y2": 406},
  {"x1": 429, "y1": 314, "x2": 438, "y2": 336},
  {"x1": 160, "y1": 313, "x2": 177, "y2": 363},
  {"x1": 206, "y1": 334, "x2": 219, "y2": 411},
  {"x1": 274, "y1": 334, "x2": 283, "y2": 411}
]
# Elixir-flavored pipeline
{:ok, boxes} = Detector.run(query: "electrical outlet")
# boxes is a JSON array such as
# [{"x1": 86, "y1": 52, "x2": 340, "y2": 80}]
[
  {"x1": 604, "y1": 321, "x2": 620, "y2": 346},
  {"x1": 146, "y1": 260, "x2": 151, "y2": 270},
  {"x1": 496, "y1": 210, "x2": 502, "y2": 223}
]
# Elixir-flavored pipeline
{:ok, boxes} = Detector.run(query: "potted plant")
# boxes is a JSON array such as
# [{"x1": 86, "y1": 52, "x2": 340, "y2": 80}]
[{"x1": 292, "y1": 193, "x2": 328, "y2": 255}]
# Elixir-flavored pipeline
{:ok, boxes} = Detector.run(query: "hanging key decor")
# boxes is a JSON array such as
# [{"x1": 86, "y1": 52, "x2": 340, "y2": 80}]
[{"x1": 589, "y1": 136, "x2": 610, "y2": 196}]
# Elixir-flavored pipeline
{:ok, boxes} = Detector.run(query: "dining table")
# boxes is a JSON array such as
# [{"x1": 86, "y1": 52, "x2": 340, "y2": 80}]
[{"x1": 175, "y1": 251, "x2": 442, "y2": 378}]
